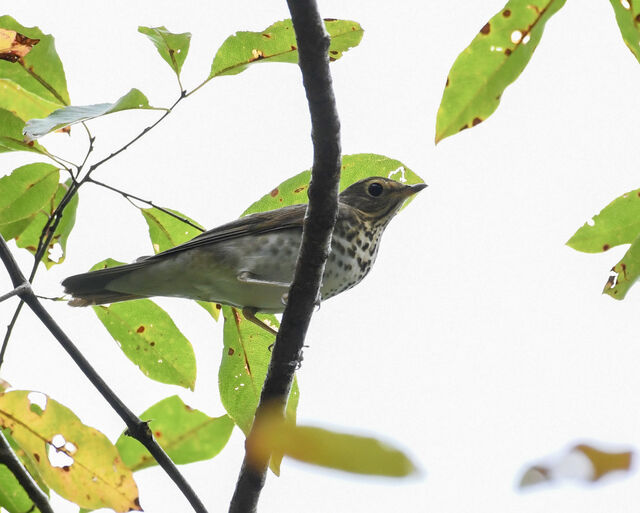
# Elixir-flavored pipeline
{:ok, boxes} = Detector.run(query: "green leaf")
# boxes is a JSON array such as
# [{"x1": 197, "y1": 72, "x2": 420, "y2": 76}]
[
  {"x1": 608, "y1": 0, "x2": 640, "y2": 63},
  {"x1": 242, "y1": 153, "x2": 424, "y2": 216},
  {"x1": 0, "y1": 390, "x2": 140, "y2": 512},
  {"x1": 23, "y1": 88, "x2": 162, "y2": 141},
  {"x1": 0, "y1": 108, "x2": 45, "y2": 153},
  {"x1": 0, "y1": 163, "x2": 59, "y2": 240},
  {"x1": 603, "y1": 232, "x2": 640, "y2": 300},
  {"x1": 89, "y1": 259, "x2": 196, "y2": 390},
  {"x1": 219, "y1": 306, "x2": 299, "y2": 437},
  {"x1": 138, "y1": 26, "x2": 191, "y2": 77},
  {"x1": 0, "y1": 16, "x2": 70, "y2": 105},
  {"x1": 141, "y1": 207, "x2": 204, "y2": 253},
  {"x1": 567, "y1": 188, "x2": 640, "y2": 253},
  {"x1": 115, "y1": 395, "x2": 233, "y2": 471},
  {"x1": 0, "y1": 78, "x2": 61, "y2": 122},
  {"x1": 254, "y1": 417, "x2": 417, "y2": 477},
  {"x1": 15, "y1": 179, "x2": 79, "y2": 269},
  {"x1": 210, "y1": 19, "x2": 363, "y2": 78},
  {"x1": 0, "y1": 463, "x2": 41, "y2": 513},
  {"x1": 140, "y1": 207, "x2": 220, "y2": 321},
  {"x1": 435, "y1": 0, "x2": 567, "y2": 143}
]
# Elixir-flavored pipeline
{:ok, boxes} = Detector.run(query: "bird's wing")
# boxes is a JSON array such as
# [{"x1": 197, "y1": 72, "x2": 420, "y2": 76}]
[{"x1": 145, "y1": 203, "x2": 308, "y2": 260}]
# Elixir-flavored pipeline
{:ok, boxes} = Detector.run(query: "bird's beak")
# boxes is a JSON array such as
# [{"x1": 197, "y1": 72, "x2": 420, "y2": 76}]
[{"x1": 403, "y1": 182, "x2": 428, "y2": 197}]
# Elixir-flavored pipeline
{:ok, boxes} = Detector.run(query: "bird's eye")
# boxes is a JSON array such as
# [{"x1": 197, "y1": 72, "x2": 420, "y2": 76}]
[{"x1": 367, "y1": 182, "x2": 383, "y2": 197}]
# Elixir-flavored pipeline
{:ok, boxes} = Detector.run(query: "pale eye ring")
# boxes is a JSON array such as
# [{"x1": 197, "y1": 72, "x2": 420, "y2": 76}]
[{"x1": 367, "y1": 182, "x2": 383, "y2": 197}]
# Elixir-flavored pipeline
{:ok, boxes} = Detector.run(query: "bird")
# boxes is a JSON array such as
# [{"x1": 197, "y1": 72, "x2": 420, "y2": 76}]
[{"x1": 62, "y1": 176, "x2": 427, "y2": 334}]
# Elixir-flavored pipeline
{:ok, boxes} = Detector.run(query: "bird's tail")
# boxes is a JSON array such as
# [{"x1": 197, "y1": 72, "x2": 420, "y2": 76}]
[{"x1": 62, "y1": 263, "x2": 149, "y2": 306}]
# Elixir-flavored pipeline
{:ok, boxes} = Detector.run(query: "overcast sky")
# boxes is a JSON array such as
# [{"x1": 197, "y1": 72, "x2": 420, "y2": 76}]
[{"x1": 2, "y1": 1, "x2": 640, "y2": 512}]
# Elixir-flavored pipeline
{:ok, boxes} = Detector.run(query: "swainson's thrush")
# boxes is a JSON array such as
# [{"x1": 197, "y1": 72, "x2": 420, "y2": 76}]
[{"x1": 63, "y1": 177, "x2": 426, "y2": 333}]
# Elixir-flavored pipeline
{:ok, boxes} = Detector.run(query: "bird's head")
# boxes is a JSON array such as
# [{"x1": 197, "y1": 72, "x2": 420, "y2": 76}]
[{"x1": 339, "y1": 177, "x2": 427, "y2": 224}]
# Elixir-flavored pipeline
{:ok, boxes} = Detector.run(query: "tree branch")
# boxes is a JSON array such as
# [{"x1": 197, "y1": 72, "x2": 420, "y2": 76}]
[
  {"x1": 0, "y1": 236, "x2": 209, "y2": 513},
  {"x1": 228, "y1": 2, "x2": 342, "y2": 512},
  {"x1": 0, "y1": 429, "x2": 54, "y2": 513}
]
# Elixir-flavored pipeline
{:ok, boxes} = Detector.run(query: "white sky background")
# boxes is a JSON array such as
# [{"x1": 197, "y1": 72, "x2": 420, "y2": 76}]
[{"x1": 2, "y1": 0, "x2": 640, "y2": 512}]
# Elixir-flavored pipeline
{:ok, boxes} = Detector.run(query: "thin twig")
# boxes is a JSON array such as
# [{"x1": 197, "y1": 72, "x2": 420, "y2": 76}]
[
  {"x1": 86, "y1": 178, "x2": 205, "y2": 232},
  {"x1": 0, "y1": 235, "x2": 209, "y2": 513},
  {"x1": 0, "y1": 429, "x2": 54, "y2": 513},
  {"x1": 0, "y1": 92, "x2": 183, "y2": 369},
  {"x1": 228, "y1": 2, "x2": 342, "y2": 512},
  {"x1": 87, "y1": 93, "x2": 185, "y2": 172}
]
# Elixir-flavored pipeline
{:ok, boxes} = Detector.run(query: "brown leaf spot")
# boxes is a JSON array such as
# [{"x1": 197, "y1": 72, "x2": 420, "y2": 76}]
[
  {"x1": 635, "y1": 13, "x2": 640, "y2": 23},
  {"x1": 136, "y1": 325, "x2": 145, "y2": 333},
  {"x1": 472, "y1": 117, "x2": 483, "y2": 126},
  {"x1": 33, "y1": 452, "x2": 40, "y2": 462},
  {"x1": 480, "y1": 22, "x2": 491, "y2": 35},
  {"x1": 154, "y1": 431, "x2": 162, "y2": 438},
  {"x1": 324, "y1": 18, "x2": 338, "y2": 22},
  {"x1": 505, "y1": 48, "x2": 512, "y2": 56},
  {"x1": 329, "y1": 56, "x2": 336, "y2": 62},
  {"x1": 294, "y1": 186, "x2": 307, "y2": 193},
  {"x1": 446, "y1": 77, "x2": 450, "y2": 87},
  {"x1": 149, "y1": 341, "x2": 155, "y2": 347},
  {"x1": 290, "y1": 45, "x2": 297, "y2": 51},
  {"x1": 0, "y1": 29, "x2": 40, "y2": 62},
  {"x1": 279, "y1": 197, "x2": 283, "y2": 202},
  {"x1": 228, "y1": 347, "x2": 235, "y2": 356},
  {"x1": 620, "y1": 262, "x2": 627, "y2": 277},
  {"x1": 602, "y1": 244, "x2": 610, "y2": 251},
  {"x1": 249, "y1": 48, "x2": 265, "y2": 62},
  {"x1": 62, "y1": 465, "x2": 70, "y2": 472},
  {"x1": 330, "y1": 50, "x2": 339, "y2": 55},
  {"x1": 215, "y1": 303, "x2": 222, "y2": 310},
  {"x1": 459, "y1": 124, "x2": 469, "y2": 132},
  {"x1": 261, "y1": 33, "x2": 272, "y2": 39},
  {"x1": 270, "y1": 188, "x2": 279, "y2": 197},
  {"x1": 503, "y1": 9, "x2": 512, "y2": 17}
]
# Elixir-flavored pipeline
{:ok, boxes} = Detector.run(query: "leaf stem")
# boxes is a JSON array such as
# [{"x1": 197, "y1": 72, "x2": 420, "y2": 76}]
[{"x1": 86, "y1": 177, "x2": 205, "y2": 232}]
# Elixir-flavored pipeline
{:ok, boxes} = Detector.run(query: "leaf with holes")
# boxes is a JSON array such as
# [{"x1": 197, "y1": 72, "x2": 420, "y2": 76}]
[
  {"x1": 252, "y1": 413, "x2": 417, "y2": 477},
  {"x1": 138, "y1": 26, "x2": 191, "y2": 77},
  {"x1": 0, "y1": 108, "x2": 45, "y2": 153},
  {"x1": 115, "y1": 395, "x2": 233, "y2": 471},
  {"x1": 608, "y1": 0, "x2": 640, "y2": 63},
  {"x1": 89, "y1": 259, "x2": 197, "y2": 390},
  {"x1": 603, "y1": 232, "x2": 640, "y2": 300},
  {"x1": 242, "y1": 153, "x2": 424, "y2": 217},
  {"x1": 0, "y1": 390, "x2": 140, "y2": 512},
  {"x1": 15, "y1": 179, "x2": 78, "y2": 268},
  {"x1": 23, "y1": 88, "x2": 162, "y2": 141},
  {"x1": 141, "y1": 207, "x2": 220, "y2": 320},
  {"x1": 435, "y1": 0, "x2": 567, "y2": 143},
  {"x1": 0, "y1": 163, "x2": 59, "y2": 240},
  {"x1": 0, "y1": 16, "x2": 69, "y2": 106},
  {"x1": 209, "y1": 19, "x2": 363, "y2": 78},
  {"x1": 567, "y1": 188, "x2": 640, "y2": 253}
]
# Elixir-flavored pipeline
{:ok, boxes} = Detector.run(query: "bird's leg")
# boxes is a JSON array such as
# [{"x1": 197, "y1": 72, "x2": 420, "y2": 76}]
[{"x1": 242, "y1": 307, "x2": 278, "y2": 337}]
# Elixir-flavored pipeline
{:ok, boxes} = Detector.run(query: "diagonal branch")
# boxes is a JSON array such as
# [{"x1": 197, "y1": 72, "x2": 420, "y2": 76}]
[
  {"x1": 228, "y1": 1, "x2": 342, "y2": 512},
  {"x1": 0, "y1": 235, "x2": 209, "y2": 513}
]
